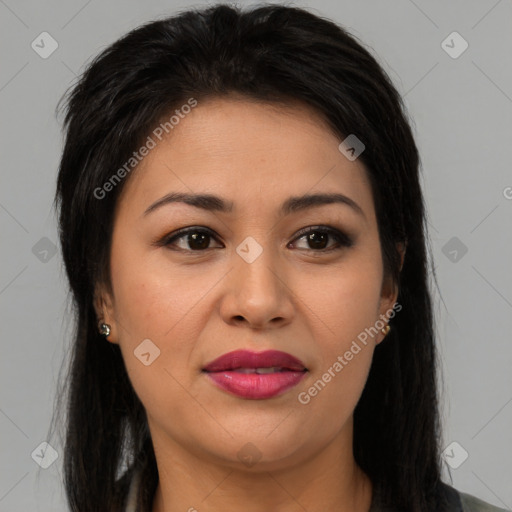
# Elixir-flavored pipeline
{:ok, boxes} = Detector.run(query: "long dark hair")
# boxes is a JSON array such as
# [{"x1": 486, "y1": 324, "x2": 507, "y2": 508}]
[{"x1": 51, "y1": 3, "x2": 444, "y2": 511}]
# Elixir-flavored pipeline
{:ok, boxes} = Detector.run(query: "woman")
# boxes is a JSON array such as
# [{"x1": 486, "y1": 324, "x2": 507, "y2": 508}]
[{"x1": 52, "y1": 3, "x2": 507, "y2": 511}]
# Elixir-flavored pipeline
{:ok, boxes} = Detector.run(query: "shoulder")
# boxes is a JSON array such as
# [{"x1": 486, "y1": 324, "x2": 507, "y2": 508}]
[
  {"x1": 457, "y1": 490, "x2": 509, "y2": 512},
  {"x1": 370, "y1": 481, "x2": 508, "y2": 512},
  {"x1": 440, "y1": 481, "x2": 509, "y2": 512}
]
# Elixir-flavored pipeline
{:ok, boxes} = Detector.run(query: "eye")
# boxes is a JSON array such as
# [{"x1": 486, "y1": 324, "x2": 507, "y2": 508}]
[
  {"x1": 155, "y1": 225, "x2": 353, "y2": 253},
  {"x1": 158, "y1": 227, "x2": 223, "y2": 252},
  {"x1": 289, "y1": 226, "x2": 353, "y2": 252}
]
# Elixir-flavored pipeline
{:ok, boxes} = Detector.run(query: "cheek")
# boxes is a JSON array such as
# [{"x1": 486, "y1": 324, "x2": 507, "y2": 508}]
[
  {"x1": 111, "y1": 266, "x2": 201, "y2": 420},
  {"x1": 108, "y1": 246, "x2": 220, "y2": 399},
  {"x1": 298, "y1": 255, "x2": 383, "y2": 346},
  {"x1": 296, "y1": 269, "x2": 379, "y2": 432},
  {"x1": 293, "y1": 255, "x2": 382, "y2": 416},
  {"x1": 109, "y1": 236, "x2": 208, "y2": 340}
]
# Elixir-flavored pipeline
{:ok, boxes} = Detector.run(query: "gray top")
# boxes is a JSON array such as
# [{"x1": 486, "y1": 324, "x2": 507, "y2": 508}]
[
  {"x1": 366, "y1": 478, "x2": 509, "y2": 512},
  {"x1": 458, "y1": 492, "x2": 510, "y2": 512},
  {"x1": 123, "y1": 468, "x2": 509, "y2": 512}
]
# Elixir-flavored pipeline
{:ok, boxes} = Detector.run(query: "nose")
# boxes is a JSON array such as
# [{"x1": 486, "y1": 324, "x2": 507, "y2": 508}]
[{"x1": 219, "y1": 241, "x2": 295, "y2": 330}]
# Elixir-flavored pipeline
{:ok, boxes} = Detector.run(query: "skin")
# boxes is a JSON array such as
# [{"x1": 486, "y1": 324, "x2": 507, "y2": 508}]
[{"x1": 95, "y1": 96, "x2": 404, "y2": 512}]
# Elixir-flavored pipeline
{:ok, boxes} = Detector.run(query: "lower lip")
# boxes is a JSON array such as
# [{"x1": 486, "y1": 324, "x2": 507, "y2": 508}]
[{"x1": 204, "y1": 370, "x2": 307, "y2": 399}]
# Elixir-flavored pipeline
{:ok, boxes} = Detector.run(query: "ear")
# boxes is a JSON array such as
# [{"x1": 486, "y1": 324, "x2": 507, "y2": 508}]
[
  {"x1": 93, "y1": 283, "x2": 118, "y2": 344},
  {"x1": 376, "y1": 241, "x2": 406, "y2": 344}
]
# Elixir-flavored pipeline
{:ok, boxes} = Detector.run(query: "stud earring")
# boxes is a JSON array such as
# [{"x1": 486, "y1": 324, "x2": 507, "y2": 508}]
[
  {"x1": 381, "y1": 325, "x2": 390, "y2": 337},
  {"x1": 99, "y1": 322, "x2": 111, "y2": 337}
]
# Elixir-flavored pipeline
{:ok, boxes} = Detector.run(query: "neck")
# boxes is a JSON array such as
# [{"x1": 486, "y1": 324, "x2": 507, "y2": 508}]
[{"x1": 150, "y1": 419, "x2": 373, "y2": 512}]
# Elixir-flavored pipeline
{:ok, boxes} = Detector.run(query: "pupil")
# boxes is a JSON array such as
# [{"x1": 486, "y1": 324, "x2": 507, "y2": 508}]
[
  {"x1": 189, "y1": 232, "x2": 209, "y2": 250},
  {"x1": 308, "y1": 232, "x2": 327, "y2": 249}
]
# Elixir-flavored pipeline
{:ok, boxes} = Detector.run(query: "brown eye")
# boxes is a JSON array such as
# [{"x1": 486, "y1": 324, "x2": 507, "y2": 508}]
[
  {"x1": 156, "y1": 225, "x2": 353, "y2": 253},
  {"x1": 159, "y1": 227, "x2": 223, "y2": 252},
  {"x1": 290, "y1": 226, "x2": 353, "y2": 252}
]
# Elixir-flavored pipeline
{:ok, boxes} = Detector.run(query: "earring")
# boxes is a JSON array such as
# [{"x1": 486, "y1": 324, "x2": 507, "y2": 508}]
[
  {"x1": 381, "y1": 325, "x2": 390, "y2": 337},
  {"x1": 99, "y1": 322, "x2": 111, "y2": 337}
]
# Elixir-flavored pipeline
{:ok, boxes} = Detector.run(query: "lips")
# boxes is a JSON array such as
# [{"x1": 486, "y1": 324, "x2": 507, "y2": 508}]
[
  {"x1": 202, "y1": 349, "x2": 308, "y2": 399},
  {"x1": 203, "y1": 349, "x2": 307, "y2": 372}
]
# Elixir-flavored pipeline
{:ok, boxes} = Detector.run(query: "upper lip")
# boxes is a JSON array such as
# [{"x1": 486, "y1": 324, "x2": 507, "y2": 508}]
[{"x1": 202, "y1": 349, "x2": 307, "y2": 372}]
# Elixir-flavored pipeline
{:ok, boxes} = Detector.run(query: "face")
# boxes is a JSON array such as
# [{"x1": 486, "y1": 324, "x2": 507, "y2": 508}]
[{"x1": 95, "y1": 97, "x2": 401, "y2": 472}]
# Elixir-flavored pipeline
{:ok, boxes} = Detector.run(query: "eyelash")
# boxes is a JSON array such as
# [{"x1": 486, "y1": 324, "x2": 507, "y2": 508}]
[{"x1": 156, "y1": 225, "x2": 354, "y2": 253}]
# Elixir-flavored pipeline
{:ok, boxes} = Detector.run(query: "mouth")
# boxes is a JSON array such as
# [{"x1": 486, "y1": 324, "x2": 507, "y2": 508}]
[
  {"x1": 226, "y1": 367, "x2": 296, "y2": 374},
  {"x1": 202, "y1": 349, "x2": 308, "y2": 400}
]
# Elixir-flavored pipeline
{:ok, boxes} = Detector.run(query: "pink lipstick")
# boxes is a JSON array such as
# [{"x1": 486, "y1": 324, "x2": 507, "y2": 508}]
[{"x1": 202, "y1": 349, "x2": 307, "y2": 399}]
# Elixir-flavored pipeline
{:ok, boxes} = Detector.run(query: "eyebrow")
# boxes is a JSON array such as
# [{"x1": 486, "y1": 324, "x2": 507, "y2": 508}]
[{"x1": 143, "y1": 191, "x2": 365, "y2": 219}]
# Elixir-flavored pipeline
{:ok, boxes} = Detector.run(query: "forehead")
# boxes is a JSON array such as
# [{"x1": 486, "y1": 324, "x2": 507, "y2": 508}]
[{"x1": 116, "y1": 97, "x2": 373, "y2": 218}]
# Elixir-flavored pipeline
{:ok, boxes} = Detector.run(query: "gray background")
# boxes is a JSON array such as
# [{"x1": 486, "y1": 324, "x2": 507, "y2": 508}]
[{"x1": 1, "y1": 0, "x2": 511, "y2": 510}]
